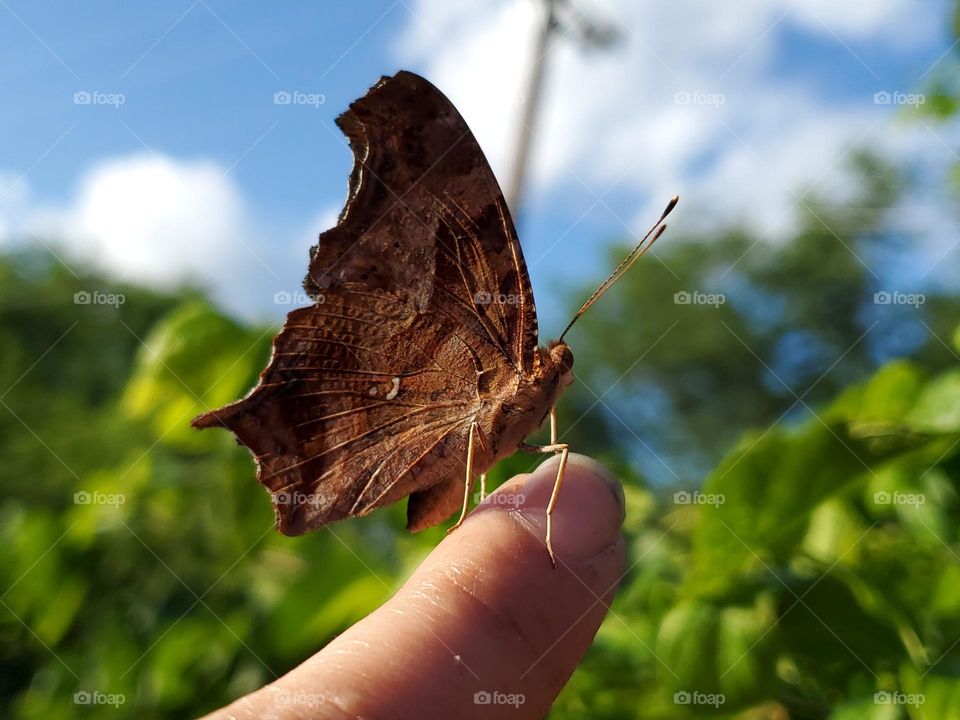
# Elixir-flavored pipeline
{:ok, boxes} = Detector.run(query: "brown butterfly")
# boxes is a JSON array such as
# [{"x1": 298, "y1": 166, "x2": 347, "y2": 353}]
[{"x1": 193, "y1": 70, "x2": 676, "y2": 566}]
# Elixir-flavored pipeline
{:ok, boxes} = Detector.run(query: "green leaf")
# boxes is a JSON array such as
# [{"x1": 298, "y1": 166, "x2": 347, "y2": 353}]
[
  {"x1": 900, "y1": 663, "x2": 960, "y2": 719},
  {"x1": 801, "y1": 498, "x2": 871, "y2": 564},
  {"x1": 122, "y1": 301, "x2": 271, "y2": 450},
  {"x1": 302, "y1": 575, "x2": 389, "y2": 639},
  {"x1": 33, "y1": 574, "x2": 86, "y2": 645},
  {"x1": 655, "y1": 595, "x2": 778, "y2": 710},
  {"x1": 904, "y1": 370, "x2": 960, "y2": 433},
  {"x1": 688, "y1": 422, "x2": 869, "y2": 598},
  {"x1": 831, "y1": 361, "x2": 925, "y2": 437},
  {"x1": 829, "y1": 696, "x2": 901, "y2": 719},
  {"x1": 778, "y1": 574, "x2": 903, "y2": 682}
]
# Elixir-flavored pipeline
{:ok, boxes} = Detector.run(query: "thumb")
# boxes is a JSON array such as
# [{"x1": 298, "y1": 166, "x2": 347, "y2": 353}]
[{"x1": 207, "y1": 454, "x2": 626, "y2": 720}]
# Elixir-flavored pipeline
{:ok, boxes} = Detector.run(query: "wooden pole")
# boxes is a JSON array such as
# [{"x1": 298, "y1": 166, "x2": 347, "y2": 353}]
[
  {"x1": 504, "y1": 0, "x2": 618, "y2": 224},
  {"x1": 505, "y1": 0, "x2": 557, "y2": 220}
]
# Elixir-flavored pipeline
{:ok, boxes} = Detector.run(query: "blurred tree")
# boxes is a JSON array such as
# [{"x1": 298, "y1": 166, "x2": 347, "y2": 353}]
[
  {"x1": 0, "y1": 250, "x2": 426, "y2": 718},
  {"x1": 559, "y1": 154, "x2": 960, "y2": 485},
  {"x1": 918, "y1": 0, "x2": 960, "y2": 183},
  {"x1": 555, "y1": 323, "x2": 960, "y2": 719},
  {"x1": 0, "y1": 248, "x2": 186, "y2": 505}
]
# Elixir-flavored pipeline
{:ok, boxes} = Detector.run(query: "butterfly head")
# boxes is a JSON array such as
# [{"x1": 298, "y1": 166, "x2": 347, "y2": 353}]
[{"x1": 547, "y1": 340, "x2": 575, "y2": 389}]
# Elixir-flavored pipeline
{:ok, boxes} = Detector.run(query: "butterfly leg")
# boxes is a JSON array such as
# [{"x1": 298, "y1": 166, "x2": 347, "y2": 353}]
[
  {"x1": 448, "y1": 421, "x2": 479, "y2": 534},
  {"x1": 519, "y1": 439, "x2": 570, "y2": 568},
  {"x1": 478, "y1": 473, "x2": 488, "y2": 502}
]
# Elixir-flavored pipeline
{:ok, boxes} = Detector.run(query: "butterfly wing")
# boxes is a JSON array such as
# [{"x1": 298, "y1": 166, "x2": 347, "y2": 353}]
[
  {"x1": 304, "y1": 71, "x2": 539, "y2": 370},
  {"x1": 193, "y1": 71, "x2": 538, "y2": 534}
]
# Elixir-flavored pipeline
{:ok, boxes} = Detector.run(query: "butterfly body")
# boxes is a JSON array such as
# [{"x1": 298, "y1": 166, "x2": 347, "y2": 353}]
[
  {"x1": 475, "y1": 341, "x2": 571, "y2": 449},
  {"x1": 485, "y1": 342, "x2": 574, "y2": 452}
]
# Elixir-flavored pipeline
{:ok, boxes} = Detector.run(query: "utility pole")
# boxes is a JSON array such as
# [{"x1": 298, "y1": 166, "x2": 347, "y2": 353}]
[{"x1": 505, "y1": 0, "x2": 619, "y2": 221}]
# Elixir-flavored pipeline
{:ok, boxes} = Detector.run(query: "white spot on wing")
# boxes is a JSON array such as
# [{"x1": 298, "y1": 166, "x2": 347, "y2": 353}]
[{"x1": 385, "y1": 376, "x2": 401, "y2": 400}]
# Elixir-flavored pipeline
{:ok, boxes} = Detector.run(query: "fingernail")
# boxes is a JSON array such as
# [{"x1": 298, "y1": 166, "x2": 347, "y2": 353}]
[{"x1": 516, "y1": 453, "x2": 625, "y2": 561}]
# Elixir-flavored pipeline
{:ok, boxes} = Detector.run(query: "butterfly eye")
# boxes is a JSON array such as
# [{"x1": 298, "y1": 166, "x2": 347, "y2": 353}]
[{"x1": 548, "y1": 342, "x2": 574, "y2": 375}]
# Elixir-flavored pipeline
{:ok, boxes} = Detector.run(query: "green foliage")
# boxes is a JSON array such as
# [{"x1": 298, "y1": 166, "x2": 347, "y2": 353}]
[
  {"x1": 553, "y1": 326, "x2": 960, "y2": 719},
  {"x1": 3, "y1": 209, "x2": 960, "y2": 719},
  {"x1": 0, "y1": 252, "x2": 412, "y2": 718},
  {"x1": 544, "y1": 142, "x2": 960, "y2": 717},
  {"x1": 563, "y1": 153, "x2": 960, "y2": 485}
]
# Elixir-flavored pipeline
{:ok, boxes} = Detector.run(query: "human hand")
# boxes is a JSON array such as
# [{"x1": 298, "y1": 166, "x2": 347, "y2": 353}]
[{"x1": 204, "y1": 454, "x2": 626, "y2": 719}]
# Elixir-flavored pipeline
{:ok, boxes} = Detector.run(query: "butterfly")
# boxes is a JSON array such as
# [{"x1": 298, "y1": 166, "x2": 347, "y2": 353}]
[{"x1": 193, "y1": 70, "x2": 676, "y2": 566}]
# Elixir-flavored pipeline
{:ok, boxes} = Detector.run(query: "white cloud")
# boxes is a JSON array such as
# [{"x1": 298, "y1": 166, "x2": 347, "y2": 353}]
[
  {"x1": 391, "y1": 0, "x2": 942, "y2": 242},
  {"x1": 69, "y1": 154, "x2": 244, "y2": 287},
  {"x1": 0, "y1": 154, "x2": 307, "y2": 320},
  {"x1": 789, "y1": 0, "x2": 932, "y2": 42},
  {"x1": 304, "y1": 205, "x2": 341, "y2": 246}
]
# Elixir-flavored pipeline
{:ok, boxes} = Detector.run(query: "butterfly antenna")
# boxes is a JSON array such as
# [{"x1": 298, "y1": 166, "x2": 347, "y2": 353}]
[{"x1": 558, "y1": 195, "x2": 678, "y2": 342}]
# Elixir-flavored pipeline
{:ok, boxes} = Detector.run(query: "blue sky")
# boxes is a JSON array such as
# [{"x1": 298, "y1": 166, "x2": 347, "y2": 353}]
[{"x1": 1, "y1": 0, "x2": 957, "y2": 332}]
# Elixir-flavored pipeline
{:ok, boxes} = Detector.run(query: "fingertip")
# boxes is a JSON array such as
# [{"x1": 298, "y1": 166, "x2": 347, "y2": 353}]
[
  {"x1": 493, "y1": 452, "x2": 626, "y2": 563},
  {"x1": 267, "y1": 456, "x2": 628, "y2": 720}
]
